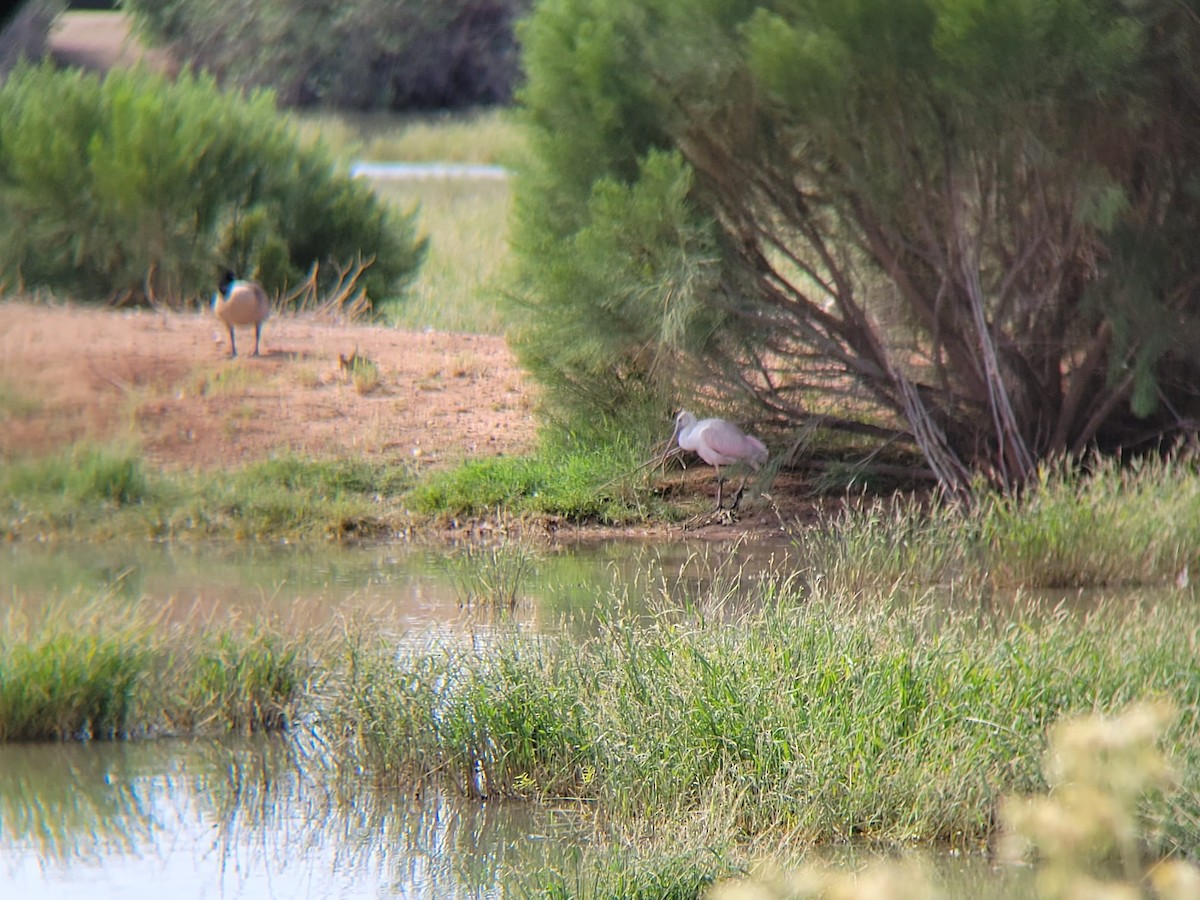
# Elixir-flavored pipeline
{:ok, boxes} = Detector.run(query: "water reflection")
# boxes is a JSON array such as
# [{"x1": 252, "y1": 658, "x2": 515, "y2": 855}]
[
  {"x1": 0, "y1": 538, "x2": 795, "y2": 637},
  {"x1": 0, "y1": 734, "x2": 582, "y2": 898},
  {"x1": 0, "y1": 733, "x2": 1033, "y2": 899}
]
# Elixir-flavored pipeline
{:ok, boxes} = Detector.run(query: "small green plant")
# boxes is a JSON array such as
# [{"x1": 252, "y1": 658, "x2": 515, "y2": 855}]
[
  {"x1": 189, "y1": 364, "x2": 271, "y2": 398},
  {"x1": 339, "y1": 349, "x2": 382, "y2": 395}
]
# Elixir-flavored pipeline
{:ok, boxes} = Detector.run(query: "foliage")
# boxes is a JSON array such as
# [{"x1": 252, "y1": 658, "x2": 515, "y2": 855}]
[
  {"x1": 793, "y1": 453, "x2": 1200, "y2": 591},
  {"x1": 0, "y1": 64, "x2": 425, "y2": 307},
  {"x1": 122, "y1": 0, "x2": 531, "y2": 111},
  {"x1": 407, "y1": 437, "x2": 663, "y2": 524},
  {"x1": 512, "y1": 0, "x2": 1200, "y2": 491},
  {"x1": 327, "y1": 574, "x2": 1200, "y2": 850},
  {"x1": 0, "y1": 599, "x2": 309, "y2": 740},
  {"x1": 0, "y1": 446, "x2": 413, "y2": 542}
]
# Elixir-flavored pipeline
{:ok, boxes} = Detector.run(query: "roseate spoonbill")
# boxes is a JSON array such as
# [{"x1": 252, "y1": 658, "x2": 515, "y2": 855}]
[
  {"x1": 213, "y1": 270, "x2": 270, "y2": 357},
  {"x1": 672, "y1": 410, "x2": 768, "y2": 510}
]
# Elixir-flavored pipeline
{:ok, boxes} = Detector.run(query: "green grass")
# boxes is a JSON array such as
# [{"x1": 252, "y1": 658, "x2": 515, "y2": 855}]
[
  {"x1": 0, "y1": 597, "x2": 311, "y2": 740},
  {"x1": 372, "y1": 177, "x2": 513, "y2": 334},
  {"x1": 0, "y1": 439, "x2": 663, "y2": 540},
  {"x1": 407, "y1": 437, "x2": 665, "y2": 525},
  {"x1": 290, "y1": 108, "x2": 521, "y2": 335},
  {"x1": 0, "y1": 446, "x2": 415, "y2": 541},
  {"x1": 326, "y1": 572, "x2": 1200, "y2": 852},
  {"x1": 790, "y1": 454, "x2": 1200, "y2": 594},
  {"x1": 293, "y1": 108, "x2": 528, "y2": 167}
]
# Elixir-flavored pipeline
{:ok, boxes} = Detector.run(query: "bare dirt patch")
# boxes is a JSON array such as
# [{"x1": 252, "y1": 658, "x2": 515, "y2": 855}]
[{"x1": 0, "y1": 301, "x2": 537, "y2": 472}]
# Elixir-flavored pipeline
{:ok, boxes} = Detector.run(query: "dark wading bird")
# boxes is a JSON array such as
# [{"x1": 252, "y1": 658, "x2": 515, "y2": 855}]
[
  {"x1": 671, "y1": 410, "x2": 769, "y2": 511},
  {"x1": 213, "y1": 270, "x2": 271, "y2": 357}
]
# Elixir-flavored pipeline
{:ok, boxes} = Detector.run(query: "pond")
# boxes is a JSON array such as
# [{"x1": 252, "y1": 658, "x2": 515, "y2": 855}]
[{"x1": 0, "y1": 539, "x2": 1038, "y2": 898}]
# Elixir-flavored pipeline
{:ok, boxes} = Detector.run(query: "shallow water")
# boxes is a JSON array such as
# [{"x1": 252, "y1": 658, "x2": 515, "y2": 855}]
[
  {"x1": 0, "y1": 539, "x2": 1042, "y2": 898},
  {"x1": 0, "y1": 734, "x2": 584, "y2": 899}
]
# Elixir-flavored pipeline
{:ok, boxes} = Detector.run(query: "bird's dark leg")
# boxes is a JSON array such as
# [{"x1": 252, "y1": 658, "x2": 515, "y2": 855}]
[
  {"x1": 730, "y1": 473, "x2": 750, "y2": 510},
  {"x1": 253, "y1": 322, "x2": 262, "y2": 356},
  {"x1": 228, "y1": 326, "x2": 238, "y2": 358},
  {"x1": 713, "y1": 466, "x2": 725, "y2": 510}
]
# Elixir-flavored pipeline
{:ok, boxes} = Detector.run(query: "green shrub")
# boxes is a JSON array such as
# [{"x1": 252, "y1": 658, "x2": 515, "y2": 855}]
[{"x1": 0, "y1": 64, "x2": 426, "y2": 307}]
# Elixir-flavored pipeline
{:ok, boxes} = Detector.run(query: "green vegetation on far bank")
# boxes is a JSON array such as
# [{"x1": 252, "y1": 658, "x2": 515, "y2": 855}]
[
  {"x1": 0, "y1": 441, "x2": 663, "y2": 542},
  {"x1": 5, "y1": 441, "x2": 1200, "y2": 592}
]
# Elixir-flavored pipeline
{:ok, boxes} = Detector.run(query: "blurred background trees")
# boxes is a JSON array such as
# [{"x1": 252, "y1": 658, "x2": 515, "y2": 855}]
[
  {"x1": 509, "y1": 0, "x2": 1200, "y2": 491},
  {"x1": 120, "y1": 0, "x2": 532, "y2": 110}
]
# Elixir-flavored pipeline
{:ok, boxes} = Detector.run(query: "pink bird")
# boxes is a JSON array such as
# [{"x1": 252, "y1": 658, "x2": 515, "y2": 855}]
[{"x1": 672, "y1": 410, "x2": 768, "y2": 510}]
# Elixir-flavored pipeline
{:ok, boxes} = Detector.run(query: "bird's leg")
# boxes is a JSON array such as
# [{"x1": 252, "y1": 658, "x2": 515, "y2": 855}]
[
  {"x1": 713, "y1": 466, "x2": 725, "y2": 510},
  {"x1": 228, "y1": 326, "x2": 238, "y2": 358},
  {"x1": 730, "y1": 473, "x2": 751, "y2": 510},
  {"x1": 253, "y1": 322, "x2": 262, "y2": 356}
]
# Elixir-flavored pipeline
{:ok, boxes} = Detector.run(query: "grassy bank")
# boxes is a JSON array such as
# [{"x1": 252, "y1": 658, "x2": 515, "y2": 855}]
[
  {"x1": 6, "y1": 443, "x2": 1200, "y2": 594},
  {"x1": 795, "y1": 455, "x2": 1200, "y2": 592},
  {"x1": 0, "y1": 441, "x2": 663, "y2": 541},
  {"x1": 0, "y1": 445, "x2": 415, "y2": 541}
]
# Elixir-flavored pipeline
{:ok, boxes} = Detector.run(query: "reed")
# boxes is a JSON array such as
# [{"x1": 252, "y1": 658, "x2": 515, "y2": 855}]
[
  {"x1": 326, "y1": 571, "x2": 1200, "y2": 850},
  {"x1": 793, "y1": 453, "x2": 1200, "y2": 591},
  {"x1": 0, "y1": 596, "x2": 312, "y2": 740}
]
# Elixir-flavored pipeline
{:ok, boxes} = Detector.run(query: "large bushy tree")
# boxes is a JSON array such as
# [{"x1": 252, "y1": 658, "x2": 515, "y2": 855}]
[{"x1": 511, "y1": 0, "x2": 1200, "y2": 491}]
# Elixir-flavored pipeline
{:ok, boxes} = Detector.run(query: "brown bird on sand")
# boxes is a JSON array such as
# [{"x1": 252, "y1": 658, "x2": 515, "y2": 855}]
[{"x1": 213, "y1": 270, "x2": 270, "y2": 357}]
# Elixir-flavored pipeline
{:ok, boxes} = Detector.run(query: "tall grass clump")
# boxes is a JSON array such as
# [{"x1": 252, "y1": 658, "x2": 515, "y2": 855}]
[
  {"x1": 0, "y1": 596, "x2": 313, "y2": 741},
  {"x1": 170, "y1": 627, "x2": 307, "y2": 733},
  {"x1": 0, "y1": 614, "x2": 150, "y2": 740},
  {"x1": 327, "y1": 573, "x2": 1200, "y2": 849},
  {"x1": 0, "y1": 63, "x2": 425, "y2": 307},
  {"x1": 974, "y1": 455, "x2": 1200, "y2": 588},
  {"x1": 793, "y1": 454, "x2": 1200, "y2": 592}
]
